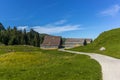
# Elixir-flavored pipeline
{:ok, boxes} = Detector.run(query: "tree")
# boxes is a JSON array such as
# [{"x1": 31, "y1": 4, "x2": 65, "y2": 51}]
[
  {"x1": 0, "y1": 23, "x2": 5, "y2": 31},
  {"x1": 0, "y1": 23, "x2": 42, "y2": 47}
]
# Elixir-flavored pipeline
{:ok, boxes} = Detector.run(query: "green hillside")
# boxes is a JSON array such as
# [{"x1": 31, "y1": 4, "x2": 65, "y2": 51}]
[
  {"x1": 71, "y1": 28, "x2": 120, "y2": 58},
  {"x1": 0, "y1": 45, "x2": 102, "y2": 80}
]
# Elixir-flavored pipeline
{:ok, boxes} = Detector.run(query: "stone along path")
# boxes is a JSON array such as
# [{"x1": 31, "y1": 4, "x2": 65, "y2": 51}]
[{"x1": 59, "y1": 49, "x2": 120, "y2": 80}]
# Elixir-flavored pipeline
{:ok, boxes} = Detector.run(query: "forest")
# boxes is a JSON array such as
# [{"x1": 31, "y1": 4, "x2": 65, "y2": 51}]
[{"x1": 0, "y1": 23, "x2": 45, "y2": 47}]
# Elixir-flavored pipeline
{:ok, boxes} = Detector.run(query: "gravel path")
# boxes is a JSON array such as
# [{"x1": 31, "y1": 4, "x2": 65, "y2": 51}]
[{"x1": 59, "y1": 49, "x2": 120, "y2": 80}]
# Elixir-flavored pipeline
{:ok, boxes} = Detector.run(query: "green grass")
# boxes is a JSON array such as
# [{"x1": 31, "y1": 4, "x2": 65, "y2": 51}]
[
  {"x1": 0, "y1": 45, "x2": 102, "y2": 80},
  {"x1": 71, "y1": 28, "x2": 120, "y2": 58},
  {"x1": 0, "y1": 45, "x2": 41, "y2": 54}
]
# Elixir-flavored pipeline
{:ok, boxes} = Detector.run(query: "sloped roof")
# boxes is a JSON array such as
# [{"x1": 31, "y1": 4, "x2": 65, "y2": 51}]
[
  {"x1": 65, "y1": 38, "x2": 85, "y2": 43},
  {"x1": 41, "y1": 35, "x2": 61, "y2": 46}
]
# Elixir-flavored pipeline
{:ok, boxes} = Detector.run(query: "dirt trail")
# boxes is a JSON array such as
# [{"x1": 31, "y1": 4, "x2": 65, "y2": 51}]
[{"x1": 59, "y1": 49, "x2": 120, "y2": 80}]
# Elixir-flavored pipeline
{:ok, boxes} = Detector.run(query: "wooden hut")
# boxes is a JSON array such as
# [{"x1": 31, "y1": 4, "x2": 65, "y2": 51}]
[
  {"x1": 41, "y1": 35, "x2": 61, "y2": 49},
  {"x1": 64, "y1": 38, "x2": 86, "y2": 48}
]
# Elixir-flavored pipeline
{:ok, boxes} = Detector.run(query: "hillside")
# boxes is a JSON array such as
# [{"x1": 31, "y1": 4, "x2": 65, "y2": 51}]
[{"x1": 71, "y1": 28, "x2": 120, "y2": 58}]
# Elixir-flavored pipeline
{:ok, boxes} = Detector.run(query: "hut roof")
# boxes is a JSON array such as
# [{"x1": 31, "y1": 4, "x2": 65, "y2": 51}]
[
  {"x1": 65, "y1": 38, "x2": 85, "y2": 43},
  {"x1": 41, "y1": 35, "x2": 61, "y2": 46}
]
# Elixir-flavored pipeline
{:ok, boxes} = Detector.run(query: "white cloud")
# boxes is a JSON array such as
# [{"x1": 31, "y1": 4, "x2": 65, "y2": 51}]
[
  {"x1": 32, "y1": 19, "x2": 81, "y2": 34},
  {"x1": 32, "y1": 25, "x2": 81, "y2": 34},
  {"x1": 54, "y1": 19, "x2": 67, "y2": 25},
  {"x1": 100, "y1": 4, "x2": 120, "y2": 16},
  {"x1": 17, "y1": 26, "x2": 28, "y2": 30},
  {"x1": 17, "y1": 20, "x2": 81, "y2": 34}
]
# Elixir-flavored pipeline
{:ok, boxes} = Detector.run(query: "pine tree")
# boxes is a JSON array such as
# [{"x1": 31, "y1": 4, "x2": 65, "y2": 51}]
[
  {"x1": 0, "y1": 23, "x2": 5, "y2": 31},
  {"x1": 0, "y1": 23, "x2": 42, "y2": 47}
]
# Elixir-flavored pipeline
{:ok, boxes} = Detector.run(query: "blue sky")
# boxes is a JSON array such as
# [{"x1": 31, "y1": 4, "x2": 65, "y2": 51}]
[{"x1": 0, "y1": 0, "x2": 120, "y2": 39}]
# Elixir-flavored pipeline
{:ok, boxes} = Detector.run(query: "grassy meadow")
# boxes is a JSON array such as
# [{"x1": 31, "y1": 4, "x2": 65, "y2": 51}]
[
  {"x1": 71, "y1": 28, "x2": 120, "y2": 58},
  {"x1": 0, "y1": 45, "x2": 102, "y2": 80}
]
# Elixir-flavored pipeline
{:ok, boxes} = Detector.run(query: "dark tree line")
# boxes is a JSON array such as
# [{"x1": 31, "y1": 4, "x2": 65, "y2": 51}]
[{"x1": 0, "y1": 26, "x2": 41, "y2": 47}]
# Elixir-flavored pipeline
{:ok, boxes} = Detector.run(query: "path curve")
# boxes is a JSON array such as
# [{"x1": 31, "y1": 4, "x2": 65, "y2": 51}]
[{"x1": 59, "y1": 49, "x2": 120, "y2": 80}]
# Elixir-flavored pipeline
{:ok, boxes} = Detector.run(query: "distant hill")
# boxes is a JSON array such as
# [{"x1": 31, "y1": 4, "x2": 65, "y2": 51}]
[
  {"x1": 0, "y1": 23, "x2": 5, "y2": 30},
  {"x1": 71, "y1": 28, "x2": 120, "y2": 58},
  {"x1": 92, "y1": 28, "x2": 120, "y2": 48}
]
